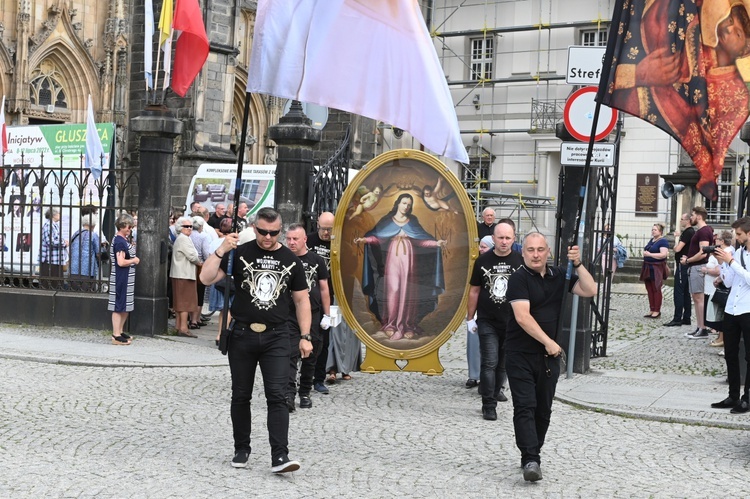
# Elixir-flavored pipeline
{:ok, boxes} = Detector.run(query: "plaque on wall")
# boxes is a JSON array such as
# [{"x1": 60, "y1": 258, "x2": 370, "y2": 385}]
[
  {"x1": 330, "y1": 149, "x2": 477, "y2": 375},
  {"x1": 635, "y1": 173, "x2": 659, "y2": 216}
]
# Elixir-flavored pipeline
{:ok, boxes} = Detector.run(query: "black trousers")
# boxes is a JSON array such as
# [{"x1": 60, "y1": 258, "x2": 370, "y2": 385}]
[
  {"x1": 672, "y1": 262, "x2": 691, "y2": 322},
  {"x1": 722, "y1": 312, "x2": 750, "y2": 401},
  {"x1": 506, "y1": 350, "x2": 560, "y2": 466},
  {"x1": 227, "y1": 325, "x2": 290, "y2": 462},
  {"x1": 314, "y1": 328, "x2": 331, "y2": 385},
  {"x1": 288, "y1": 310, "x2": 321, "y2": 399},
  {"x1": 298, "y1": 311, "x2": 322, "y2": 396}
]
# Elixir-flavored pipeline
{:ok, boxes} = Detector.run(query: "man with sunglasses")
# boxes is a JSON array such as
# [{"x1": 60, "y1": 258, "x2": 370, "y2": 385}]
[
  {"x1": 505, "y1": 232, "x2": 596, "y2": 482},
  {"x1": 200, "y1": 207, "x2": 312, "y2": 474}
]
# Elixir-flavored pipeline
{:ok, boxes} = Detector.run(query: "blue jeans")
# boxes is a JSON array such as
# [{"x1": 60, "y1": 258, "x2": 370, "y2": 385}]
[
  {"x1": 673, "y1": 262, "x2": 691, "y2": 322},
  {"x1": 228, "y1": 324, "x2": 291, "y2": 462},
  {"x1": 467, "y1": 329, "x2": 481, "y2": 380},
  {"x1": 477, "y1": 319, "x2": 507, "y2": 408},
  {"x1": 506, "y1": 350, "x2": 560, "y2": 466}
]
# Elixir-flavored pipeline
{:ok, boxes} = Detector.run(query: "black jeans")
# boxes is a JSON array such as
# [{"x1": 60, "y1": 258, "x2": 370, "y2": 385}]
[
  {"x1": 298, "y1": 311, "x2": 322, "y2": 397},
  {"x1": 228, "y1": 324, "x2": 290, "y2": 462},
  {"x1": 477, "y1": 319, "x2": 507, "y2": 409},
  {"x1": 673, "y1": 262, "x2": 691, "y2": 322},
  {"x1": 506, "y1": 350, "x2": 560, "y2": 466},
  {"x1": 722, "y1": 312, "x2": 750, "y2": 400},
  {"x1": 314, "y1": 328, "x2": 331, "y2": 385}
]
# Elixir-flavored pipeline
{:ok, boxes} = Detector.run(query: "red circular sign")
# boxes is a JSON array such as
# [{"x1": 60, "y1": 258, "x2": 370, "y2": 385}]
[{"x1": 563, "y1": 86, "x2": 618, "y2": 142}]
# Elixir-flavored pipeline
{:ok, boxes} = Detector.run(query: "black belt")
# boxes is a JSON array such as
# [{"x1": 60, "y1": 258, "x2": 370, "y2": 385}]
[{"x1": 234, "y1": 321, "x2": 285, "y2": 333}]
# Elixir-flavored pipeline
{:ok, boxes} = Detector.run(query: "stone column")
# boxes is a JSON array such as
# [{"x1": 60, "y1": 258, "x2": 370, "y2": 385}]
[
  {"x1": 129, "y1": 107, "x2": 183, "y2": 336},
  {"x1": 268, "y1": 101, "x2": 321, "y2": 230}
]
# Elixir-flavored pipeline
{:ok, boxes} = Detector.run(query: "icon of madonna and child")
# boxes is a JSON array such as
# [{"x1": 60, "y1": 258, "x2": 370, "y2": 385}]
[{"x1": 342, "y1": 173, "x2": 471, "y2": 348}]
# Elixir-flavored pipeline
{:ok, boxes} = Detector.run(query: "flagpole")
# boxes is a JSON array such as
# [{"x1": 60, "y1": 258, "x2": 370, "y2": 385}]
[
  {"x1": 153, "y1": 43, "x2": 163, "y2": 105},
  {"x1": 218, "y1": 93, "x2": 252, "y2": 349},
  {"x1": 561, "y1": 0, "x2": 625, "y2": 378},
  {"x1": 160, "y1": 27, "x2": 174, "y2": 105}
]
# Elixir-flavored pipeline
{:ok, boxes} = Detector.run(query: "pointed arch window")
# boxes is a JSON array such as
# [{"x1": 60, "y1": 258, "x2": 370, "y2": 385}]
[{"x1": 29, "y1": 63, "x2": 68, "y2": 109}]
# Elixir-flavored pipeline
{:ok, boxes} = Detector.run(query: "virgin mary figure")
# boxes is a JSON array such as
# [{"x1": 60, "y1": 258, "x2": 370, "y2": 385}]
[{"x1": 356, "y1": 193, "x2": 445, "y2": 340}]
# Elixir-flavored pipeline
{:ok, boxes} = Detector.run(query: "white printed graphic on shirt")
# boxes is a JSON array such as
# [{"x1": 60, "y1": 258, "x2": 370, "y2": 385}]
[{"x1": 239, "y1": 256, "x2": 296, "y2": 310}]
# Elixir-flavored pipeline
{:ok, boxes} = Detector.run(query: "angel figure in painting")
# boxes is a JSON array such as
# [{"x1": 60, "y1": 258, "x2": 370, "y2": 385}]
[
  {"x1": 354, "y1": 193, "x2": 446, "y2": 340},
  {"x1": 348, "y1": 184, "x2": 384, "y2": 220}
]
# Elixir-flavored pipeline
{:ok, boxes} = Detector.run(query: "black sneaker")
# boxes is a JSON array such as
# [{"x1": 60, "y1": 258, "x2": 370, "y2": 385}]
[
  {"x1": 684, "y1": 328, "x2": 699, "y2": 338},
  {"x1": 271, "y1": 455, "x2": 300, "y2": 473},
  {"x1": 313, "y1": 383, "x2": 329, "y2": 394},
  {"x1": 688, "y1": 329, "x2": 710, "y2": 339},
  {"x1": 465, "y1": 378, "x2": 479, "y2": 388},
  {"x1": 497, "y1": 390, "x2": 508, "y2": 402},
  {"x1": 523, "y1": 461, "x2": 543, "y2": 482},
  {"x1": 299, "y1": 396, "x2": 312, "y2": 409},
  {"x1": 286, "y1": 397, "x2": 296, "y2": 413},
  {"x1": 482, "y1": 407, "x2": 497, "y2": 421},
  {"x1": 231, "y1": 450, "x2": 250, "y2": 468}
]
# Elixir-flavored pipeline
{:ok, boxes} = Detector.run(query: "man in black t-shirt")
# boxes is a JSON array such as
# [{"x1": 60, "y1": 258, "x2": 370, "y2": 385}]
[
  {"x1": 307, "y1": 212, "x2": 334, "y2": 392},
  {"x1": 467, "y1": 222, "x2": 523, "y2": 421},
  {"x1": 200, "y1": 207, "x2": 312, "y2": 474},
  {"x1": 285, "y1": 223, "x2": 331, "y2": 411},
  {"x1": 665, "y1": 213, "x2": 695, "y2": 326},
  {"x1": 505, "y1": 232, "x2": 596, "y2": 482}
]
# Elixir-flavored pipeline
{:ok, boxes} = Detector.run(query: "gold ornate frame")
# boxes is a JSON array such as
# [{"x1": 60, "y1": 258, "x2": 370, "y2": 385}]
[{"x1": 330, "y1": 149, "x2": 478, "y2": 374}]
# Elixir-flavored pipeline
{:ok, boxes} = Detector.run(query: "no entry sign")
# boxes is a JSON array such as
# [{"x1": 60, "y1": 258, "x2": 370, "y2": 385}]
[{"x1": 563, "y1": 86, "x2": 618, "y2": 142}]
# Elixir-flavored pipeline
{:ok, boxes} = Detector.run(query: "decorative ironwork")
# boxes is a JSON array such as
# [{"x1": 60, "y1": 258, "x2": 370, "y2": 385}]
[
  {"x1": 0, "y1": 151, "x2": 138, "y2": 291},
  {"x1": 307, "y1": 124, "x2": 351, "y2": 228}
]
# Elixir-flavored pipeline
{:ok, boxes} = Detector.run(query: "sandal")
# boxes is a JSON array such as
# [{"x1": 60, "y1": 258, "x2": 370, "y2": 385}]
[
  {"x1": 341, "y1": 374, "x2": 352, "y2": 381},
  {"x1": 189, "y1": 322, "x2": 201, "y2": 329},
  {"x1": 326, "y1": 372, "x2": 337, "y2": 384},
  {"x1": 112, "y1": 334, "x2": 131, "y2": 346}
]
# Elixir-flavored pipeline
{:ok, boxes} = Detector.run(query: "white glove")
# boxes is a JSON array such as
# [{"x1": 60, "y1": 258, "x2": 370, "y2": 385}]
[
  {"x1": 320, "y1": 314, "x2": 331, "y2": 330},
  {"x1": 467, "y1": 319, "x2": 478, "y2": 334}
]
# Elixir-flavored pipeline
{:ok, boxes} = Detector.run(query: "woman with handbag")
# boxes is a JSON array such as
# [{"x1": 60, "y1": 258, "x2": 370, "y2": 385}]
[
  {"x1": 640, "y1": 223, "x2": 669, "y2": 318},
  {"x1": 703, "y1": 231, "x2": 734, "y2": 347}
]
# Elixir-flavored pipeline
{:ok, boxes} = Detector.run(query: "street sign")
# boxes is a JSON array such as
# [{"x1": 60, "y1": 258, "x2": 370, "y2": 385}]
[
  {"x1": 566, "y1": 46, "x2": 606, "y2": 85},
  {"x1": 560, "y1": 142, "x2": 615, "y2": 166},
  {"x1": 563, "y1": 86, "x2": 618, "y2": 142}
]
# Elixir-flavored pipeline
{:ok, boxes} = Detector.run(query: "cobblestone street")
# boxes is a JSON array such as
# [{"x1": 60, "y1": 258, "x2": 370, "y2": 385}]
[{"x1": 0, "y1": 287, "x2": 748, "y2": 497}]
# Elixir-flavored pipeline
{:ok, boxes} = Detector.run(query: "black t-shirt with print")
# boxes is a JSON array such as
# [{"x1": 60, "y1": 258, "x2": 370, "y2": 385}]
[
  {"x1": 505, "y1": 264, "x2": 579, "y2": 354},
  {"x1": 220, "y1": 241, "x2": 307, "y2": 325},
  {"x1": 294, "y1": 250, "x2": 329, "y2": 313},
  {"x1": 307, "y1": 232, "x2": 333, "y2": 300},
  {"x1": 469, "y1": 250, "x2": 524, "y2": 324}
]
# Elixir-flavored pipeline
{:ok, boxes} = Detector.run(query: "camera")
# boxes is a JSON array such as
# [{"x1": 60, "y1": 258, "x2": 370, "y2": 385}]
[{"x1": 702, "y1": 245, "x2": 718, "y2": 254}]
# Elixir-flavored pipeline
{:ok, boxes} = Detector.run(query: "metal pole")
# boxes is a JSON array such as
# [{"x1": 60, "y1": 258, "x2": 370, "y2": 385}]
[{"x1": 567, "y1": 188, "x2": 588, "y2": 379}]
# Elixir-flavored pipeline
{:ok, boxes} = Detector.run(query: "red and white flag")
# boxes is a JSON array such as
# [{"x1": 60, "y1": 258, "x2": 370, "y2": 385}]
[
  {"x1": 247, "y1": 0, "x2": 469, "y2": 164},
  {"x1": 170, "y1": 0, "x2": 209, "y2": 97},
  {"x1": 0, "y1": 95, "x2": 8, "y2": 156}
]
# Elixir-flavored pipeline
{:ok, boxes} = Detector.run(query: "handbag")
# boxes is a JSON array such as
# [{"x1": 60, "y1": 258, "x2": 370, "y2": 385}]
[{"x1": 711, "y1": 284, "x2": 730, "y2": 307}]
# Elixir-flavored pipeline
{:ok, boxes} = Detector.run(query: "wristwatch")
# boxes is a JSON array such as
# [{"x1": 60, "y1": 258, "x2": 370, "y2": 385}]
[{"x1": 300, "y1": 334, "x2": 313, "y2": 342}]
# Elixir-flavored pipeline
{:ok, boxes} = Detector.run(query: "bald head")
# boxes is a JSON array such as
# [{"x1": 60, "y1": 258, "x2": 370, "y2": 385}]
[{"x1": 317, "y1": 211, "x2": 335, "y2": 241}]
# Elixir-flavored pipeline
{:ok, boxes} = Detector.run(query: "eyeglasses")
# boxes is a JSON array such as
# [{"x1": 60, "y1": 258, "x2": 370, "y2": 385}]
[
  {"x1": 182, "y1": 225, "x2": 193, "y2": 229},
  {"x1": 256, "y1": 227, "x2": 280, "y2": 237},
  {"x1": 319, "y1": 227, "x2": 333, "y2": 232}
]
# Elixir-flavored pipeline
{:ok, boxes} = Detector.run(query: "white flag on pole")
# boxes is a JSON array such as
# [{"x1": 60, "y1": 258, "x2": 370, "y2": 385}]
[
  {"x1": 247, "y1": 0, "x2": 469, "y2": 164},
  {"x1": 163, "y1": 33, "x2": 173, "y2": 89},
  {"x1": 85, "y1": 95, "x2": 104, "y2": 180},
  {"x1": 145, "y1": 0, "x2": 155, "y2": 89}
]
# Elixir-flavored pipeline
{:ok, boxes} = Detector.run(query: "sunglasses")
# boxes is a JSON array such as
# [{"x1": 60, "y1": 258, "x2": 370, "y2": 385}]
[
  {"x1": 256, "y1": 227, "x2": 280, "y2": 237},
  {"x1": 182, "y1": 225, "x2": 193, "y2": 229}
]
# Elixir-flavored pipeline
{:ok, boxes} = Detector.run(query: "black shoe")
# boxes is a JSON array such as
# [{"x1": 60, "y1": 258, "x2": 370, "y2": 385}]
[
  {"x1": 730, "y1": 399, "x2": 750, "y2": 414},
  {"x1": 684, "y1": 328, "x2": 699, "y2": 338},
  {"x1": 522, "y1": 461, "x2": 543, "y2": 482},
  {"x1": 688, "y1": 329, "x2": 710, "y2": 339},
  {"x1": 497, "y1": 390, "x2": 508, "y2": 402},
  {"x1": 299, "y1": 396, "x2": 312, "y2": 409},
  {"x1": 465, "y1": 378, "x2": 479, "y2": 388},
  {"x1": 231, "y1": 450, "x2": 250, "y2": 468},
  {"x1": 482, "y1": 407, "x2": 497, "y2": 421},
  {"x1": 663, "y1": 320, "x2": 682, "y2": 327},
  {"x1": 681, "y1": 320, "x2": 691, "y2": 325},
  {"x1": 271, "y1": 455, "x2": 300, "y2": 473},
  {"x1": 120, "y1": 332, "x2": 132, "y2": 340},
  {"x1": 286, "y1": 397, "x2": 296, "y2": 413},
  {"x1": 711, "y1": 397, "x2": 738, "y2": 409}
]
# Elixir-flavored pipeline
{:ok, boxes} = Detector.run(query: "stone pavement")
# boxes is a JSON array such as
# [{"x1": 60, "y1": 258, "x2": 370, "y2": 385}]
[{"x1": 0, "y1": 283, "x2": 748, "y2": 497}]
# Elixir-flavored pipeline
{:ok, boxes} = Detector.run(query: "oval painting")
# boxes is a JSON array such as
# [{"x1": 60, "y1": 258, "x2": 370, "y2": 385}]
[{"x1": 331, "y1": 149, "x2": 477, "y2": 358}]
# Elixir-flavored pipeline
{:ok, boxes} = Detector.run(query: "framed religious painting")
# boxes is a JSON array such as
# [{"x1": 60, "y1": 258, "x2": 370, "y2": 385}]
[{"x1": 330, "y1": 149, "x2": 478, "y2": 374}]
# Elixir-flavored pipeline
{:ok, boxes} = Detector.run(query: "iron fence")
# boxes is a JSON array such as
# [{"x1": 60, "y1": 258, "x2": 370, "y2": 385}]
[{"x1": 0, "y1": 151, "x2": 138, "y2": 292}]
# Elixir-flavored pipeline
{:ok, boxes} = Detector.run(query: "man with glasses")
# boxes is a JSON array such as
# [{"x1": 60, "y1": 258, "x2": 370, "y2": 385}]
[
  {"x1": 200, "y1": 207, "x2": 312, "y2": 473},
  {"x1": 505, "y1": 232, "x2": 596, "y2": 482},
  {"x1": 665, "y1": 213, "x2": 695, "y2": 327},
  {"x1": 208, "y1": 203, "x2": 226, "y2": 229}
]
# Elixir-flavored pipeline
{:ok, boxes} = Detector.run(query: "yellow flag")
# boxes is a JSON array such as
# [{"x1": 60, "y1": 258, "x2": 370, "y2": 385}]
[{"x1": 158, "y1": 0, "x2": 173, "y2": 46}]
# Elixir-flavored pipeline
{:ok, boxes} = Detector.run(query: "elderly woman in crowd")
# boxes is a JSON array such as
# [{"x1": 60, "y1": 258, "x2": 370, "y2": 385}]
[
  {"x1": 69, "y1": 214, "x2": 101, "y2": 291},
  {"x1": 189, "y1": 215, "x2": 212, "y2": 329},
  {"x1": 39, "y1": 207, "x2": 68, "y2": 290},
  {"x1": 208, "y1": 217, "x2": 234, "y2": 346},
  {"x1": 171, "y1": 216, "x2": 202, "y2": 337},
  {"x1": 703, "y1": 230, "x2": 734, "y2": 348},
  {"x1": 640, "y1": 223, "x2": 669, "y2": 319},
  {"x1": 108, "y1": 213, "x2": 139, "y2": 345}
]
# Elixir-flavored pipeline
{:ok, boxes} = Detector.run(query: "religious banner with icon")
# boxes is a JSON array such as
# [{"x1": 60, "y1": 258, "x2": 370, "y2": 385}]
[{"x1": 330, "y1": 149, "x2": 477, "y2": 375}]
